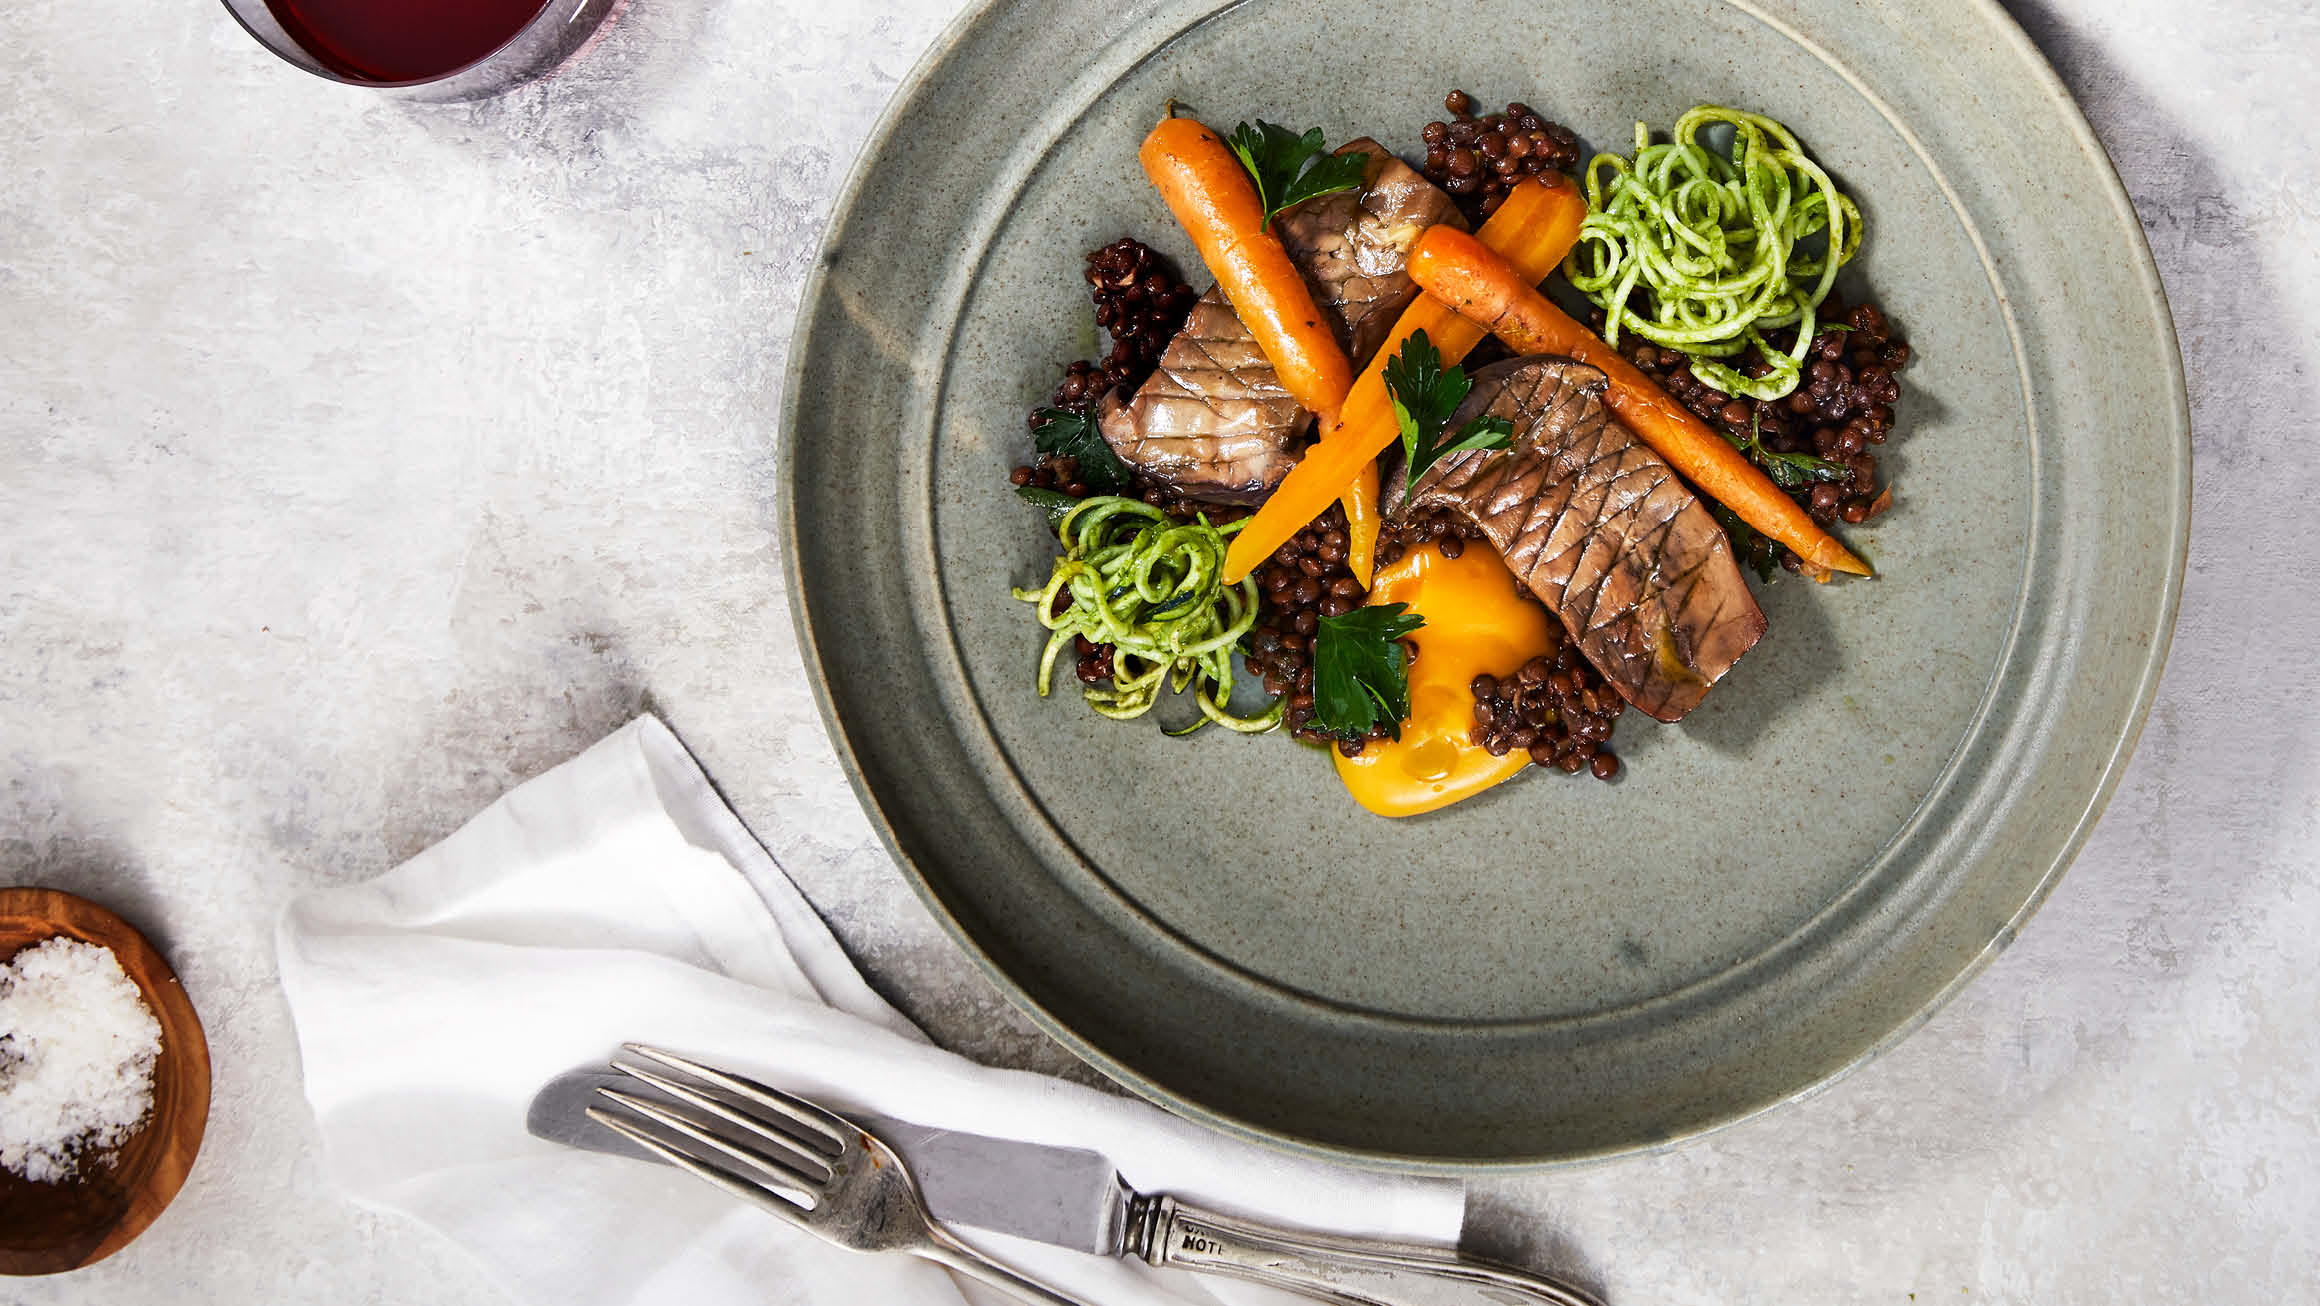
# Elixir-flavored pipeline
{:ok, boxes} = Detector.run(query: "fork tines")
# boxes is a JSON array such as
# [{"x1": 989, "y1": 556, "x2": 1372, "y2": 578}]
[{"x1": 586, "y1": 1044, "x2": 853, "y2": 1213}]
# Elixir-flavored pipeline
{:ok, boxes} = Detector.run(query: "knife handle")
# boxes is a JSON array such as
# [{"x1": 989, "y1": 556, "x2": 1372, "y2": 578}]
[{"x1": 1128, "y1": 1195, "x2": 1603, "y2": 1306}]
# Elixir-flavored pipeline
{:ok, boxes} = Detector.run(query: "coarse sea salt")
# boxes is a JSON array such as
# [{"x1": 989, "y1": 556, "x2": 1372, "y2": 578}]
[{"x1": 0, "y1": 937, "x2": 163, "y2": 1183}]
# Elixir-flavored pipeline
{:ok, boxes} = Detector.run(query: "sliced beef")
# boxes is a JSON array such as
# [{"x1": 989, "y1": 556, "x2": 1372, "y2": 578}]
[
  {"x1": 1100, "y1": 139, "x2": 1465, "y2": 503},
  {"x1": 1092, "y1": 286, "x2": 1310, "y2": 502},
  {"x1": 1397, "y1": 358, "x2": 1767, "y2": 722},
  {"x1": 1276, "y1": 138, "x2": 1469, "y2": 364}
]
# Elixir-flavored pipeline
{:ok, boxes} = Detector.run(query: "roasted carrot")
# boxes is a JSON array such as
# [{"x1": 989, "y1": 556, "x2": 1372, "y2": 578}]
[
  {"x1": 1406, "y1": 225, "x2": 1871, "y2": 577},
  {"x1": 1339, "y1": 462, "x2": 1379, "y2": 585},
  {"x1": 1140, "y1": 116, "x2": 1352, "y2": 417},
  {"x1": 1223, "y1": 176, "x2": 1588, "y2": 583}
]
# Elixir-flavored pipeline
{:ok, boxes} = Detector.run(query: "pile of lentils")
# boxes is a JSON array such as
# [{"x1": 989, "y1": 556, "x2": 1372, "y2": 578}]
[
  {"x1": 1011, "y1": 237, "x2": 1202, "y2": 510},
  {"x1": 1042, "y1": 238, "x2": 1197, "y2": 416},
  {"x1": 1374, "y1": 506, "x2": 1484, "y2": 570},
  {"x1": 1420, "y1": 91, "x2": 1583, "y2": 221},
  {"x1": 1241, "y1": 505, "x2": 1393, "y2": 754},
  {"x1": 1611, "y1": 300, "x2": 1910, "y2": 572},
  {"x1": 1471, "y1": 645, "x2": 1623, "y2": 781}
]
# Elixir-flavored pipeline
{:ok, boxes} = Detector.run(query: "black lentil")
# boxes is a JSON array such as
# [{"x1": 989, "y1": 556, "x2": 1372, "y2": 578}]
[
  {"x1": 1083, "y1": 237, "x2": 1198, "y2": 396},
  {"x1": 1421, "y1": 93, "x2": 1582, "y2": 223},
  {"x1": 1470, "y1": 639, "x2": 1623, "y2": 783},
  {"x1": 1375, "y1": 506, "x2": 1484, "y2": 569},
  {"x1": 1010, "y1": 243, "x2": 1208, "y2": 518}
]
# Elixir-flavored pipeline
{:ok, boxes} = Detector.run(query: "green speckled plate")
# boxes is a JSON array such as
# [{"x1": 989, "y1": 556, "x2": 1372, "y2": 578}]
[{"x1": 778, "y1": 0, "x2": 2188, "y2": 1168}]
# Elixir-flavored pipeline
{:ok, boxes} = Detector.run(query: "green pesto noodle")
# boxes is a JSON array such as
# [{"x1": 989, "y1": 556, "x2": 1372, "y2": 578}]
[
  {"x1": 1011, "y1": 496, "x2": 1282, "y2": 735},
  {"x1": 1563, "y1": 105, "x2": 1862, "y2": 401}
]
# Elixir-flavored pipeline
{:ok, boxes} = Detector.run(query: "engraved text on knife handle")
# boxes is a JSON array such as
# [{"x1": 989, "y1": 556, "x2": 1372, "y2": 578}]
[{"x1": 1125, "y1": 1194, "x2": 1604, "y2": 1306}]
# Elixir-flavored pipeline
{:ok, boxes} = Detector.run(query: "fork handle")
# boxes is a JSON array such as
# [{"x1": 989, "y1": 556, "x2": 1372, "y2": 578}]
[
  {"x1": 1129, "y1": 1195, "x2": 1603, "y2": 1306},
  {"x1": 921, "y1": 1224, "x2": 1089, "y2": 1306}
]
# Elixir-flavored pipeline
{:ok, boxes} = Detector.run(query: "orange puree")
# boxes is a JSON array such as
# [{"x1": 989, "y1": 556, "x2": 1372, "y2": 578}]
[{"x1": 1332, "y1": 542, "x2": 1560, "y2": 817}]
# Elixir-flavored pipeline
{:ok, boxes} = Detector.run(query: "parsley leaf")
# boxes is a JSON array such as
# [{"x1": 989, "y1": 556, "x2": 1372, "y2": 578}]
[
  {"x1": 1756, "y1": 448, "x2": 1853, "y2": 490},
  {"x1": 1383, "y1": 330, "x2": 1514, "y2": 483},
  {"x1": 1724, "y1": 412, "x2": 1850, "y2": 491},
  {"x1": 1710, "y1": 502, "x2": 1776, "y2": 583},
  {"x1": 1014, "y1": 486, "x2": 1081, "y2": 526},
  {"x1": 1709, "y1": 414, "x2": 1852, "y2": 581},
  {"x1": 1310, "y1": 603, "x2": 1426, "y2": 742},
  {"x1": 1382, "y1": 330, "x2": 1463, "y2": 442},
  {"x1": 1031, "y1": 407, "x2": 1136, "y2": 495},
  {"x1": 1225, "y1": 121, "x2": 1369, "y2": 230}
]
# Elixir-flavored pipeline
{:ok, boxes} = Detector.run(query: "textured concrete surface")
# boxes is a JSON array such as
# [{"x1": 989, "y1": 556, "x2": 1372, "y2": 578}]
[{"x1": 0, "y1": 0, "x2": 2312, "y2": 1302}]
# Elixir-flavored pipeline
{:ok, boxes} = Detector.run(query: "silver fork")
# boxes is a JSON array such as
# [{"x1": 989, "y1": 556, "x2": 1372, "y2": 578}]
[{"x1": 586, "y1": 1043, "x2": 1085, "y2": 1306}]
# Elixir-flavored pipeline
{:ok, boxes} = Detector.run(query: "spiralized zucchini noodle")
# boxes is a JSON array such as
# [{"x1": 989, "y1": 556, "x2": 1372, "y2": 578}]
[
  {"x1": 1012, "y1": 496, "x2": 1283, "y2": 735},
  {"x1": 1563, "y1": 105, "x2": 1862, "y2": 401}
]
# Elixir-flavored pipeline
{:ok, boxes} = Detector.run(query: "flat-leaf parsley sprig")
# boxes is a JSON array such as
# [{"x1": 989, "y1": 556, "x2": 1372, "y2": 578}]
[
  {"x1": 1226, "y1": 121, "x2": 1369, "y2": 229},
  {"x1": 1729, "y1": 412, "x2": 1851, "y2": 491},
  {"x1": 1383, "y1": 330, "x2": 1514, "y2": 482},
  {"x1": 1310, "y1": 603, "x2": 1426, "y2": 743},
  {"x1": 1030, "y1": 407, "x2": 1137, "y2": 496}
]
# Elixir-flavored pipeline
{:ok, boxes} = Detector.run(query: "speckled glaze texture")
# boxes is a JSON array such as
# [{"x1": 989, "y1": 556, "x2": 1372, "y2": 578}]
[{"x1": 782, "y1": 0, "x2": 2188, "y2": 1166}]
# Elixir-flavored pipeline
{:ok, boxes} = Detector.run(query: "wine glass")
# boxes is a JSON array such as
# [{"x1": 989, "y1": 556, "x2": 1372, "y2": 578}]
[{"x1": 216, "y1": 0, "x2": 628, "y2": 101}]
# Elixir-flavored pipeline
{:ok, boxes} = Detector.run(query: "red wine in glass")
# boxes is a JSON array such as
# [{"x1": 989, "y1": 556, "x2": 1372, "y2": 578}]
[
  {"x1": 263, "y1": 0, "x2": 550, "y2": 83},
  {"x1": 220, "y1": 0, "x2": 623, "y2": 97}
]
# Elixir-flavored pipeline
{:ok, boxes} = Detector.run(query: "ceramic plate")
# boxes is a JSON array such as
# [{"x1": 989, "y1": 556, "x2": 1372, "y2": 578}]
[{"x1": 779, "y1": 0, "x2": 2189, "y2": 1167}]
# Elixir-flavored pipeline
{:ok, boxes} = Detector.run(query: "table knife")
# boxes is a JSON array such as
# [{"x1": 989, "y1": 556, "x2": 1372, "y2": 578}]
[{"x1": 529, "y1": 1070, "x2": 1602, "y2": 1306}]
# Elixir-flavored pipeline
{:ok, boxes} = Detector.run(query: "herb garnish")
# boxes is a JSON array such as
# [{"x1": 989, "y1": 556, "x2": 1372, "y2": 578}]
[
  {"x1": 1310, "y1": 603, "x2": 1426, "y2": 742},
  {"x1": 1226, "y1": 121, "x2": 1370, "y2": 229},
  {"x1": 1710, "y1": 502, "x2": 1776, "y2": 583},
  {"x1": 1728, "y1": 413, "x2": 1850, "y2": 491},
  {"x1": 1014, "y1": 486, "x2": 1081, "y2": 525},
  {"x1": 1031, "y1": 407, "x2": 1136, "y2": 495},
  {"x1": 1708, "y1": 415, "x2": 1850, "y2": 581},
  {"x1": 1383, "y1": 330, "x2": 1514, "y2": 483}
]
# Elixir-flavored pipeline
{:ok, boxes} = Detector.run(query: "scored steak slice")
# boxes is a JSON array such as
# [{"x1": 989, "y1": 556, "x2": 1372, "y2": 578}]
[
  {"x1": 1276, "y1": 137, "x2": 1469, "y2": 365},
  {"x1": 1398, "y1": 357, "x2": 1767, "y2": 722},
  {"x1": 1098, "y1": 139, "x2": 1465, "y2": 503},
  {"x1": 1090, "y1": 286, "x2": 1310, "y2": 503}
]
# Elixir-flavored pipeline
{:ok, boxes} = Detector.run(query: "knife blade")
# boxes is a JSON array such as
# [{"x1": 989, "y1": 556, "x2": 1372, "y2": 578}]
[
  {"x1": 528, "y1": 1068, "x2": 1603, "y2": 1305},
  {"x1": 527, "y1": 1069, "x2": 1130, "y2": 1252}
]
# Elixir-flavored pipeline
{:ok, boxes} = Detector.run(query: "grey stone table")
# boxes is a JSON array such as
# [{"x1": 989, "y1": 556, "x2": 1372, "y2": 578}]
[{"x1": 2, "y1": 0, "x2": 2312, "y2": 1301}]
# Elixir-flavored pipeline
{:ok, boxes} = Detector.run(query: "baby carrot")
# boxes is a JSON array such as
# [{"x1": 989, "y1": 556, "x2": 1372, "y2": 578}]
[
  {"x1": 1140, "y1": 116, "x2": 1353, "y2": 417},
  {"x1": 1223, "y1": 176, "x2": 1588, "y2": 584},
  {"x1": 1407, "y1": 225, "x2": 1870, "y2": 576},
  {"x1": 1338, "y1": 462, "x2": 1379, "y2": 585}
]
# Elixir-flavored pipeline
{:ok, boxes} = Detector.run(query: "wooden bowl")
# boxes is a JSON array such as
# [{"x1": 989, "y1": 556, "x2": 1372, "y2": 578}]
[{"x1": 0, "y1": 888, "x2": 210, "y2": 1275}]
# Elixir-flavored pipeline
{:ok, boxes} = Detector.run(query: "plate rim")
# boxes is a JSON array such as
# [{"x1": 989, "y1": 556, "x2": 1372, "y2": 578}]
[{"x1": 777, "y1": 0, "x2": 2191, "y2": 1169}]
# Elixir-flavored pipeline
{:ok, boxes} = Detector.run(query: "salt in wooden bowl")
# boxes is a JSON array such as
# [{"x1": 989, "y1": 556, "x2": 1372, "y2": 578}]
[{"x1": 0, "y1": 887, "x2": 210, "y2": 1275}]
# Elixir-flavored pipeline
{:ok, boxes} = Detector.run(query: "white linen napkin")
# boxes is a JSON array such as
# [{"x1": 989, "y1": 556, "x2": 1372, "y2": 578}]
[{"x1": 277, "y1": 716, "x2": 1464, "y2": 1306}]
